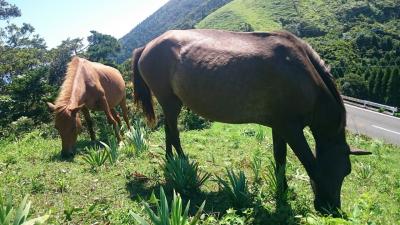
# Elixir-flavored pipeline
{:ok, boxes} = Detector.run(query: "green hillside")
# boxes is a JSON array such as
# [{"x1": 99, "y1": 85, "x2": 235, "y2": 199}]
[
  {"x1": 197, "y1": 0, "x2": 400, "y2": 108},
  {"x1": 117, "y1": 0, "x2": 232, "y2": 62}
]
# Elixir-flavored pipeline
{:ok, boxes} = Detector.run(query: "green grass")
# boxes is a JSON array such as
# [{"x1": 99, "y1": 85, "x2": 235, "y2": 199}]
[{"x1": 0, "y1": 122, "x2": 400, "y2": 224}]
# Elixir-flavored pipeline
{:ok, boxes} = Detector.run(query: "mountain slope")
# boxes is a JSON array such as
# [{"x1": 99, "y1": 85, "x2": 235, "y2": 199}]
[
  {"x1": 196, "y1": 0, "x2": 400, "y2": 106},
  {"x1": 117, "y1": 0, "x2": 232, "y2": 62}
]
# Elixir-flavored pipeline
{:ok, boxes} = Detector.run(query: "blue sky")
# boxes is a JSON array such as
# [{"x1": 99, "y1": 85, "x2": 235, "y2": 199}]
[{"x1": 4, "y1": 0, "x2": 168, "y2": 48}]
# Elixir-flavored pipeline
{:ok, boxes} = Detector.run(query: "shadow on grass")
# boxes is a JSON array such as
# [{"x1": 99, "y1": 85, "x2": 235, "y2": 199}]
[
  {"x1": 125, "y1": 177, "x2": 299, "y2": 224},
  {"x1": 48, "y1": 139, "x2": 98, "y2": 162},
  {"x1": 253, "y1": 192, "x2": 298, "y2": 225}
]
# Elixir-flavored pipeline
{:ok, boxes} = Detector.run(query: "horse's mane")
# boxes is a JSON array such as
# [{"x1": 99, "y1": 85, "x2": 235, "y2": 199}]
[
  {"x1": 277, "y1": 31, "x2": 346, "y2": 130},
  {"x1": 54, "y1": 57, "x2": 81, "y2": 109},
  {"x1": 302, "y1": 39, "x2": 346, "y2": 130}
]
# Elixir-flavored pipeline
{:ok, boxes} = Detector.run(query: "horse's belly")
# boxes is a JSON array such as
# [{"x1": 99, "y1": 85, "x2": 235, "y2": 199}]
[{"x1": 172, "y1": 77, "x2": 275, "y2": 125}]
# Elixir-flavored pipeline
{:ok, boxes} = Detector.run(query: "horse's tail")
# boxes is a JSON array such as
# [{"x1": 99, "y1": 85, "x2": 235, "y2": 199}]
[
  {"x1": 303, "y1": 41, "x2": 346, "y2": 128},
  {"x1": 132, "y1": 46, "x2": 155, "y2": 125}
]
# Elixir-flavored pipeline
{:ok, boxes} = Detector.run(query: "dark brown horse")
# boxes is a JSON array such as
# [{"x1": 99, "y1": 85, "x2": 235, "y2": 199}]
[
  {"x1": 47, "y1": 57, "x2": 130, "y2": 157},
  {"x1": 132, "y1": 29, "x2": 370, "y2": 213}
]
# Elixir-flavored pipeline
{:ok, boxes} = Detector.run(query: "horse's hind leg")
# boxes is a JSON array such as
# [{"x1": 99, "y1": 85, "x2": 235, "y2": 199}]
[
  {"x1": 160, "y1": 96, "x2": 184, "y2": 158},
  {"x1": 82, "y1": 106, "x2": 96, "y2": 141},
  {"x1": 111, "y1": 108, "x2": 122, "y2": 127},
  {"x1": 272, "y1": 129, "x2": 288, "y2": 190},
  {"x1": 120, "y1": 96, "x2": 131, "y2": 130}
]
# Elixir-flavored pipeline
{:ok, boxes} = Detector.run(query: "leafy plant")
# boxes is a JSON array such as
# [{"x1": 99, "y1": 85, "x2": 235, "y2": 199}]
[
  {"x1": 82, "y1": 146, "x2": 109, "y2": 170},
  {"x1": 124, "y1": 121, "x2": 149, "y2": 156},
  {"x1": 130, "y1": 187, "x2": 205, "y2": 225},
  {"x1": 217, "y1": 168, "x2": 251, "y2": 209},
  {"x1": 163, "y1": 155, "x2": 211, "y2": 196},
  {"x1": 100, "y1": 138, "x2": 119, "y2": 165},
  {"x1": 0, "y1": 194, "x2": 49, "y2": 225}
]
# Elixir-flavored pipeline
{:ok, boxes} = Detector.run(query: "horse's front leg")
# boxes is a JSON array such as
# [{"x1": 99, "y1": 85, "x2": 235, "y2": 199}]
[
  {"x1": 272, "y1": 129, "x2": 288, "y2": 191},
  {"x1": 100, "y1": 96, "x2": 121, "y2": 142},
  {"x1": 82, "y1": 107, "x2": 96, "y2": 141}
]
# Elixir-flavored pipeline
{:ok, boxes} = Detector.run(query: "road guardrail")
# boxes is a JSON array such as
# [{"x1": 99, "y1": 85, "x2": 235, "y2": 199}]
[{"x1": 342, "y1": 95, "x2": 398, "y2": 115}]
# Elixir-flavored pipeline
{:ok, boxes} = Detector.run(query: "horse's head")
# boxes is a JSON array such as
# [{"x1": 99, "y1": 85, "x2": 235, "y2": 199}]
[
  {"x1": 312, "y1": 130, "x2": 371, "y2": 214},
  {"x1": 47, "y1": 102, "x2": 83, "y2": 157}
]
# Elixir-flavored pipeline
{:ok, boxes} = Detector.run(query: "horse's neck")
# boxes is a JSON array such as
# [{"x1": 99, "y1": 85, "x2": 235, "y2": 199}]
[
  {"x1": 311, "y1": 92, "x2": 344, "y2": 138},
  {"x1": 68, "y1": 67, "x2": 87, "y2": 108}
]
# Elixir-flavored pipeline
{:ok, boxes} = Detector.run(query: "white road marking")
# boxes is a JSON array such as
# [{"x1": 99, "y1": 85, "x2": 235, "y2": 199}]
[
  {"x1": 372, "y1": 125, "x2": 400, "y2": 135},
  {"x1": 345, "y1": 104, "x2": 400, "y2": 121}
]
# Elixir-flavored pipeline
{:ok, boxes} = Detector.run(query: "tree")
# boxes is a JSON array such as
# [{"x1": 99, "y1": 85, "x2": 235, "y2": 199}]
[
  {"x1": 381, "y1": 68, "x2": 391, "y2": 104},
  {"x1": 367, "y1": 69, "x2": 377, "y2": 99},
  {"x1": 0, "y1": 0, "x2": 20, "y2": 20},
  {"x1": 48, "y1": 38, "x2": 84, "y2": 85},
  {"x1": 386, "y1": 67, "x2": 400, "y2": 107},
  {"x1": 372, "y1": 69, "x2": 384, "y2": 102},
  {"x1": 86, "y1": 30, "x2": 121, "y2": 65},
  {"x1": 337, "y1": 73, "x2": 368, "y2": 99}
]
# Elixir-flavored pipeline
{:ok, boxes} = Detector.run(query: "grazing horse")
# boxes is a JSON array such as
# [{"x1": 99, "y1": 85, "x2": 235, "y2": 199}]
[
  {"x1": 47, "y1": 57, "x2": 130, "y2": 157},
  {"x1": 131, "y1": 29, "x2": 371, "y2": 213}
]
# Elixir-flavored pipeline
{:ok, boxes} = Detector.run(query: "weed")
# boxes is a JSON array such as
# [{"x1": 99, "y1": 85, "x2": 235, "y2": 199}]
[
  {"x1": 355, "y1": 162, "x2": 373, "y2": 180},
  {"x1": 0, "y1": 194, "x2": 49, "y2": 225},
  {"x1": 100, "y1": 138, "x2": 119, "y2": 165},
  {"x1": 131, "y1": 187, "x2": 205, "y2": 225},
  {"x1": 63, "y1": 205, "x2": 83, "y2": 221},
  {"x1": 250, "y1": 150, "x2": 262, "y2": 184},
  {"x1": 217, "y1": 168, "x2": 251, "y2": 209},
  {"x1": 82, "y1": 146, "x2": 109, "y2": 170},
  {"x1": 124, "y1": 121, "x2": 149, "y2": 156},
  {"x1": 264, "y1": 161, "x2": 287, "y2": 204},
  {"x1": 56, "y1": 178, "x2": 68, "y2": 193},
  {"x1": 255, "y1": 126, "x2": 266, "y2": 144},
  {"x1": 31, "y1": 179, "x2": 45, "y2": 194},
  {"x1": 163, "y1": 155, "x2": 211, "y2": 195}
]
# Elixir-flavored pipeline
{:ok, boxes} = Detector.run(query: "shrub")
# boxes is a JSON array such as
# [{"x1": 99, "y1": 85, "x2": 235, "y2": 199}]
[
  {"x1": 131, "y1": 187, "x2": 205, "y2": 225},
  {"x1": 163, "y1": 155, "x2": 211, "y2": 196},
  {"x1": 9, "y1": 116, "x2": 35, "y2": 135},
  {"x1": 217, "y1": 168, "x2": 251, "y2": 209},
  {"x1": 179, "y1": 108, "x2": 211, "y2": 131},
  {"x1": 0, "y1": 194, "x2": 49, "y2": 225}
]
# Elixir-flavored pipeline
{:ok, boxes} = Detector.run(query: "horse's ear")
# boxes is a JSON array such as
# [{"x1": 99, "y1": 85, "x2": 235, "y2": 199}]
[
  {"x1": 349, "y1": 148, "x2": 372, "y2": 155},
  {"x1": 69, "y1": 104, "x2": 85, "y2": 115},
  {"x1": 47, "y1": 102, "x2": 56, "y2": 112}
]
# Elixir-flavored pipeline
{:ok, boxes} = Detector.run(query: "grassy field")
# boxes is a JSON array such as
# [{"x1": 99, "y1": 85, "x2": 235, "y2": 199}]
[{"x1": 1, "y1": 120, "x2": 400, "y2": 224}]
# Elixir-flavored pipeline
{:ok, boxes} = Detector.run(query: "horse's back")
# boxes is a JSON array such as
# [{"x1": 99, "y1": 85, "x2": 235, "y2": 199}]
[
  {"x1": 139, "y1": 29, "x2": 320, "y2": 125},
  {"x1": 84, "y1": 60, "x2": 126, "y2": 109}
]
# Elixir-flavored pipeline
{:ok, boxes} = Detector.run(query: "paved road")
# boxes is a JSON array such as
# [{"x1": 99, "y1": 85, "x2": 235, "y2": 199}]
[{"x1": 345, "y1": 104, "x2": 400, "y2": 146}]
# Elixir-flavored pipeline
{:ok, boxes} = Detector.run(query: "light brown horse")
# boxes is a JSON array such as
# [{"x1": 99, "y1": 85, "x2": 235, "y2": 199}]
[
  {"x1": 132, "y1": 29, "x2": 371, "y2": 213},
  {"x1": 47, "y1": 57, "x2": 130, "y2": 157}
]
